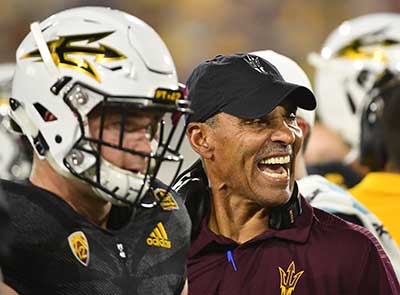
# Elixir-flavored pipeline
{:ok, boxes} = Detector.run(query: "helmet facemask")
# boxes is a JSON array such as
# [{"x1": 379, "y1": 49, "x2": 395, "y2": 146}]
[
  {"x1": 9, "y1": 7, "x2": 192, "y2": 206},
  {"x1": 62, "y1": 82, "x2": 190, "y2": 206}
]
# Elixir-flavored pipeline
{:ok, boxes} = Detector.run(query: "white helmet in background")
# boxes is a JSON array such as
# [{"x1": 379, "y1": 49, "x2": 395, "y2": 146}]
[
  {"x1": 10, "y1": 7, "x2": 191, "y2": 206},
  {"x1": 251, "y1": 50, "x2": 315, "y2": 127},
  {"x1": 0, "y1": 64, "x2": 32, "y2": 181},
  {"x1": 309, "y1": 13, "x2": 400, "y2": 149}
]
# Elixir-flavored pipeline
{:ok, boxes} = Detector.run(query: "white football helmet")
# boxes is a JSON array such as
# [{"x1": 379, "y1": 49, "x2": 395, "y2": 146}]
[
  {"x1": 251, "y1": 50, "x2": 315, "y2": 127},
  {"x1": 10, "y1": 7, "x2": 191, "y2": 206},
  {"x1": 309, "y1": 13, "x2": 400, "y2": 149}
]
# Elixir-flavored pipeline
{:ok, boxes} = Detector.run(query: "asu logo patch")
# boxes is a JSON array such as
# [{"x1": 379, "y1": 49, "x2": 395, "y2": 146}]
[
  {"x1": 146, "y1": 222, "x2": 171, "y2": 249},
  {"x1": 153, "y1": 188, "x2": 179, "y2": 211},
  {"x1": 278, "y1": 261, "x2": 304, "y2": 295},
  {"x1": 68, "y1": 231, "x2": 90, "y2": 267}
]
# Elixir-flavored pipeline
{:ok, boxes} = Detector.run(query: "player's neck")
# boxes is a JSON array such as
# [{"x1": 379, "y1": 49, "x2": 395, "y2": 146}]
[
  {"x1": 30, "y1": 158, "x2": 112, "y2": 228},
  {"x1": 208, "y1": 185, "x2": 269, "y2": 244}
]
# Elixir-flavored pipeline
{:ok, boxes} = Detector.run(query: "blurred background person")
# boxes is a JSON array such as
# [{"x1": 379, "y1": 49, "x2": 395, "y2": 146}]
[
  {"x1": 306, "y1": 13, "x2": 400, "y2": 188},
  {"x1": 2, "y1": 6, "x2": 192, "y2": 294},
  {"x1": 0, "y1": 63, "x2": 31, "y2": 181},
  {"x1": 349, "y1": 68, "x2": 400, "y2": 250},
  {"x1": 253, "y1": 49, "x2": 400, "y2": 279}
]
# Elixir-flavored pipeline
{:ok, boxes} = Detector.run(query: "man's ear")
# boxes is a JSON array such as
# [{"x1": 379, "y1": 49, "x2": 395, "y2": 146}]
[
  {"x1": 186, "y1": 122, "x2": 214, "y2": 159},
  {"x1": 296, "y1": 117, "x2": 309, "y2": 138}
]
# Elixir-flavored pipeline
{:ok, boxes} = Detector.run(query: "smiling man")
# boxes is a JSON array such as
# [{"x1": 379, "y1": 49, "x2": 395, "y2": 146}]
[{"x1": 174, "y1": 53, "x2": 399, "y2": 294}]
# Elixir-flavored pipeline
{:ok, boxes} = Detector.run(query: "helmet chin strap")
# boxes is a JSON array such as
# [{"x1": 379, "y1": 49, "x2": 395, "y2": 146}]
[{"x1": 30, "y1": 22, "x2": 60, "y2": 79}]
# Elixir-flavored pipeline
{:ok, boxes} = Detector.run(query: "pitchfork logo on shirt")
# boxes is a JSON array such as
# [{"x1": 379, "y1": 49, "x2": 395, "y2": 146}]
[
  {"x1": 278, "y1": 261, "x2": 304, "y2": 295},
  {"x1": 68, "y1": 231, "x2": 90, "y2": 267}
]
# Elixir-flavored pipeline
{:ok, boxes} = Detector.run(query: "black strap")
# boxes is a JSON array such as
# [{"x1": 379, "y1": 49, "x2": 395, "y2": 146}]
[{"x1": 268, "y1": 182, "x2": 302, "y2": 230}]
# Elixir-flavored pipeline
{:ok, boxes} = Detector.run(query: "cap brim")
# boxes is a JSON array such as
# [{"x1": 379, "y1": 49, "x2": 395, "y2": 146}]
[{"x1": 221, "y1": 81, "x2": 316, "y2": 120}]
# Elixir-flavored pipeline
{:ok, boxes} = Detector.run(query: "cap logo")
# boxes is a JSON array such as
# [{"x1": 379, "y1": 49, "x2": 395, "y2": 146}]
[
  {"x1": 68, "y1": 231, "x2": 90, "y2": 267},
  {"x1": 244, "y1": 54, "x2": 267, "y2": 74},
  {"x1": 244, "y1": 54, "x2": 283, "y2": 80},
  {"x1": 21, "y1": 31, "x2": 126, "y2": 82},
  {"x1": 278, "y1": 261, "x2": 304, "y2": 295}
]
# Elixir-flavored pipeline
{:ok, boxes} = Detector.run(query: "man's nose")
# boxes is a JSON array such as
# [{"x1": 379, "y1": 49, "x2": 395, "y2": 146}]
[
  {"x1": 123, "y1": 128, "x2": 153, "y2": 154},
  {"x1": 270, "y1": 120, "x2": 296, "y2": 145}
]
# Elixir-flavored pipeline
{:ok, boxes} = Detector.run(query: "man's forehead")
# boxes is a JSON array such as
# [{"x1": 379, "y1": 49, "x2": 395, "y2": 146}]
[{"x1": 256, "y1": 101, "x2": 297, "y2": 119}]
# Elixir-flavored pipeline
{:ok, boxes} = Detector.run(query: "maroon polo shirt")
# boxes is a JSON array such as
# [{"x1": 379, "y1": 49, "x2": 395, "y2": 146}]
[{"x1": 188, "y1": 196, "x2": 400, "y2": 294}]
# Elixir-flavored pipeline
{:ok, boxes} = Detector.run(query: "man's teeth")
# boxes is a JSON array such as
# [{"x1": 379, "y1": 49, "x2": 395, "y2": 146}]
[
  {"x1": 259, "y1": 155, "x2": 290, "y2": 165},
  {"x1": 262, "y1": 169, "x2": 288, "y2": 179}
]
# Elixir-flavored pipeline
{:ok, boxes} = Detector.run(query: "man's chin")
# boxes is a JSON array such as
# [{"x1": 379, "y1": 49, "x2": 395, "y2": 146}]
[{"x1": 257, "y1": 191, "x2": 291, "y2": 209}]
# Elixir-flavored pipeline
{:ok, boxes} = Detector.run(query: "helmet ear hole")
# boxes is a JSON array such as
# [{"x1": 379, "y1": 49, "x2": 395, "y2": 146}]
[
  {"x1": 33, "y1": 103, "x2": 57, "y2": 122},
  {"x1": 356, "y1": 69, "x2": 371, "y2": 87}
]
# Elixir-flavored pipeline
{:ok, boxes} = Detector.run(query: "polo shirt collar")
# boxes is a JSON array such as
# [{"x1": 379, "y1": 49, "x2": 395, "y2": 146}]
[{"x1": 190, "y1": 193, "x2": 314, "y2": 257}]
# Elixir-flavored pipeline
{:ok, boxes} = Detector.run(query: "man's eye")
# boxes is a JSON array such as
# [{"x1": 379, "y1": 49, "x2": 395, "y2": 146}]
[
  {"x1": 146, "y1": 123, "x2": 159, "y2": 139},
  {"x1": 106, "y1": 122, "x2": 121, "y2": 131},
  {"x1": 244, "y1": 119, "x2": 266, "y2": 126},
  {"x1": 124, "y1": 123, "x2": 139, "y2": 133}
]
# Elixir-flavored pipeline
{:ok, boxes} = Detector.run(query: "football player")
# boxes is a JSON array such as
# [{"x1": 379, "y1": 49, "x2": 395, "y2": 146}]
[
  {"x1": 350, "y1": 67, "x2": 400, "y2": 258},
  {"x1": 1, "y1": 6, "x2": 191, "y2": 295},
  {"x1": 307, "y1": 13, "x2": 400, "y2": 188}
]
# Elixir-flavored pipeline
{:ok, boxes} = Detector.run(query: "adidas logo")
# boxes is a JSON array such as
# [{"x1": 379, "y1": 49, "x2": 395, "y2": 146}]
[{"x1": 146, "y1": 222, "x2": 171, "y2": 249}]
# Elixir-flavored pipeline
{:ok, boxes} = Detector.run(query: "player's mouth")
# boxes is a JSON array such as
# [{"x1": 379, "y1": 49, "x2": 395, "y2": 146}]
[{"x1": 257, "y1": 155, "x2": 291, "y2": 180}]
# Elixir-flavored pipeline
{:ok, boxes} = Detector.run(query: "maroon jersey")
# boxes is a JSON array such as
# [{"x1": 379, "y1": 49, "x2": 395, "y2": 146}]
[{"x1": 188, "y1": 196, "x2": 399, "y2": 294}]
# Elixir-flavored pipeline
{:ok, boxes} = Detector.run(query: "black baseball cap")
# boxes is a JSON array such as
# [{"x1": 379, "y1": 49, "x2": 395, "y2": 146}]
[{"x1": 185, "y1": 53, "x2": 316, "y2": 124}]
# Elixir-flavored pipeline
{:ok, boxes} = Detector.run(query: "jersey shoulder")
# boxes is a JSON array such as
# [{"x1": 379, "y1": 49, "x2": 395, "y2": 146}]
[
  {"x1": 141, "y1": 180, "x2": 191, "y2": 237},
  {"x1": 0, "y1": 179, "x2": 83, "y2": 240}
]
